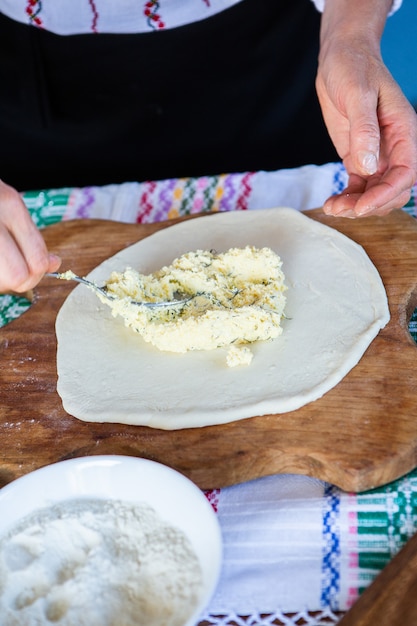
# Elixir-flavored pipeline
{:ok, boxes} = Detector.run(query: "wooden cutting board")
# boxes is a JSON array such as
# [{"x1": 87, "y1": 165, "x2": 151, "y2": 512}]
[{"x1": 1, "y1": 209, "x2": 417, "y2": 492}]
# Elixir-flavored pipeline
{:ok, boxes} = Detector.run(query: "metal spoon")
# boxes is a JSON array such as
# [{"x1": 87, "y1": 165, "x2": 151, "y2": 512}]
[{"x1": 46, "y1": 272, "x2": 191, "y2": 309}]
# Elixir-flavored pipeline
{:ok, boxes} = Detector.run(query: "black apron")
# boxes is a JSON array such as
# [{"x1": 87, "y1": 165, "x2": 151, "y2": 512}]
[{"x1": 0, "y1": 0, "x2": 337, "y2": 191}]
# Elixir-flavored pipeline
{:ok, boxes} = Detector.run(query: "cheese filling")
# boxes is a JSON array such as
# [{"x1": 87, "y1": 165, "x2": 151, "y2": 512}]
[{"x1": 97, "y1": 246, "x2": 287, "y2": 366}]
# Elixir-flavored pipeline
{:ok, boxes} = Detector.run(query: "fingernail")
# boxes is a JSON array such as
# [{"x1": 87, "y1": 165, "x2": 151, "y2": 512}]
[
  {"x1": 358, "y1": 151, "x2": 378, "y2": 176},
  {"x1": 48, "y1": 253, "x2": 62, "y2": 265},
  {"x1": 356, "y1": 205, "x2": 376, "y2": 217}
]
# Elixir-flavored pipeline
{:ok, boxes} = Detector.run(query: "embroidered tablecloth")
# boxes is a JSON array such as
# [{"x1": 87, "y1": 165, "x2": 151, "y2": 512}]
[{"x1": 1, "y1": 162, "x2": 417, "y2": 626}]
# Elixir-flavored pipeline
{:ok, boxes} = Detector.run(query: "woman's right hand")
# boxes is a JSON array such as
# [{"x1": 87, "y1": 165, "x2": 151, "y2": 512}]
[{"x1": 0, "y1": 180, "x2": 61, "y2": 293}]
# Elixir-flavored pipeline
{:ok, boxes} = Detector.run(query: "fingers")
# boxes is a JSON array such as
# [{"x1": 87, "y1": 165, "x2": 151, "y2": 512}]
[
  {"x1": 323, "y1": 166, "x2": 415, "y2": 218},
  {"x1": 323, "y1": 188, "x2": 412, "y2": 218},
  {"x1": 324, "y1": 96, "x2": 417, "y2": 218},
  {"x1": 0, "y1": 181, "x2": 61, "y2": 293},
  {"x1": 347, "y1": 94, "x2": 381, "y2": 177}
]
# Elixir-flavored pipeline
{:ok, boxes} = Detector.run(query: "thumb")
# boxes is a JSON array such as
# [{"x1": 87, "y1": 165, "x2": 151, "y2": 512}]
[
  {"x1": 349, "y1": 100, "x2": 381, "y2": 176},
  {"x1": 47, "y1": 253, "x2": 62, "y2": 272}
]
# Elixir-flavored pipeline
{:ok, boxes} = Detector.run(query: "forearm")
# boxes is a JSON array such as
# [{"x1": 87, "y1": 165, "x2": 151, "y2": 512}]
[
  {"x1": 312, "y1": 0, "x2": 401, "y2": 18},
  {"x1": 319, "y1": 0, "x2": 392, "y2": 59}
]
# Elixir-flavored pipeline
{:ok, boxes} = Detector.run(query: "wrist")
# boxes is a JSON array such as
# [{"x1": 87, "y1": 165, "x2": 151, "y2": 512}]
[
  {"x1": 312, "y1": 0, "x2": 402, "y2": 16},
  {"x1": 318, "y1": 0, "x2": 392, "y2": 62}
]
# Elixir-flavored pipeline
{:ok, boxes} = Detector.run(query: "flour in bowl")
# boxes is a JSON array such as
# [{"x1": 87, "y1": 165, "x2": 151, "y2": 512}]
[{"x1": 0, "y1": 499, "x2": 203, "y2": 626}]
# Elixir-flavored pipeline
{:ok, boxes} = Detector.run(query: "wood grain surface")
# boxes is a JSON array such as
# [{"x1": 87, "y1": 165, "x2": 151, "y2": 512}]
[{"x1": 1, "y1": 209, "x2": 417, "y2": 492}]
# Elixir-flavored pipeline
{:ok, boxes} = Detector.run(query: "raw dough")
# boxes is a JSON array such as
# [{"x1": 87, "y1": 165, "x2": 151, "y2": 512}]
[{"x1": 55, "y1": 208, "x2": 390, "y2": 429}]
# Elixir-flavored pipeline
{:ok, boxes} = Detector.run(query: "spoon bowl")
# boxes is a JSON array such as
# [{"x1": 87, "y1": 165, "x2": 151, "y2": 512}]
[{"x1": 47, "y1": 272, "x2": 192, "y2": 309}]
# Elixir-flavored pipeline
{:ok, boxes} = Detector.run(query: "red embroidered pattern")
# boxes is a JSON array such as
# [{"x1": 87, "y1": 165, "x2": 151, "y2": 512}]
[
  {"x1": 25, "y1": 0, "x2": 43, "y2": 27},
  {"x1": 144, "y1": 1, "x2": 165, "y2": 30},
  {"x1": 88, "y1": 0, "x2": 99, "y2": 33},
  {"x1": 236, "y1": 171, "x2": 254, "y2": 211},
  {"x1": 204, "y1": 489, "x2": 221, "y2": 513},
  {"x1": 137, "y1": 180, "x2": 158, "y2": 223}
]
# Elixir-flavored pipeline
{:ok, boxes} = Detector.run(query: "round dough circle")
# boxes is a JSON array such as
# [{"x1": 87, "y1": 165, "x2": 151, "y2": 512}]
[{"x1": 56, "y1": 208, "x2": 389, "y2": 429}]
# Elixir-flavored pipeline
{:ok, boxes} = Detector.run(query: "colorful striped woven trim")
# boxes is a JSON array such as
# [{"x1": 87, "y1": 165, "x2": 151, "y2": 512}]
[
  {"x1": 136, "y1": 172, "x2": 255, "y2": 223},
  {"x1": 321, "y1": 484, "x2": 341, "y2": 609}
]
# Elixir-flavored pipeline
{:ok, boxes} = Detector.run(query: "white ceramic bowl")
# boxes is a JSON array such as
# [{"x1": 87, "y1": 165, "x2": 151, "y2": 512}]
[{"x1": 0, "y1": 455, "x2": 222, "y2": 626}]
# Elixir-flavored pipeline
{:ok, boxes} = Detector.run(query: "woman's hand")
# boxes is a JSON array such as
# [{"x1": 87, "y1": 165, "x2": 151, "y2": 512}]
[
  {"x1": 316, "y1": 0, "x2": 417, "y2": 218},
  {"x1": 0, "y1": 180, "x2": 61, "y2": 293}
]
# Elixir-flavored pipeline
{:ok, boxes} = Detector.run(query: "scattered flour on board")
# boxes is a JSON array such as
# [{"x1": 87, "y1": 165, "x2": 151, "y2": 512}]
[{"x1": 0, "y1": 499, "x2": 203, "y2": 626}]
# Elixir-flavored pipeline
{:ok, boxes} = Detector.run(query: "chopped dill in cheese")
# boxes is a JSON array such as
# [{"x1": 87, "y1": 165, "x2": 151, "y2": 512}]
[{"x1": 96, "y1": 246, "x2": 287, "y2": 366}]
